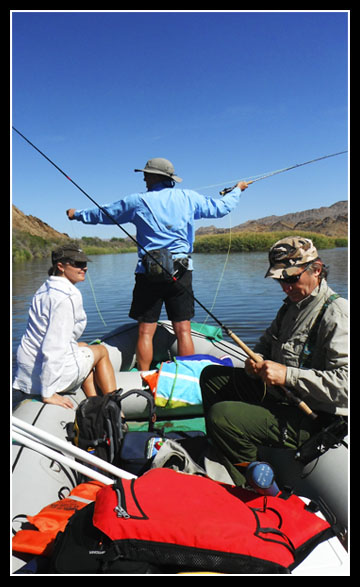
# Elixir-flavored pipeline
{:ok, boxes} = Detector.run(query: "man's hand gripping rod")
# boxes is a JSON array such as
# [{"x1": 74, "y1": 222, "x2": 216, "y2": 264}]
[{"x1": 225, "y1": 326, "x2": 317, "y2": 420}]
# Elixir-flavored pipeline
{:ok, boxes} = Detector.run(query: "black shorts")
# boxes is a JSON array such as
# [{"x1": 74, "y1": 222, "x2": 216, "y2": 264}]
[{"x1": 129, "y1": 270, "x2": 195, "y2": 323}]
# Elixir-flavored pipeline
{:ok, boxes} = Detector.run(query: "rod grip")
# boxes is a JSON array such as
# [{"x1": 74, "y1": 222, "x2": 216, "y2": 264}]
[
  {"x1": 219, "y1": 180, "x2": 253, "y2": 196},
  {"x1": 227, "y1": 330, "x2": 260, "y2": 362},
  {"x1": 227, "y1": 329, "x2": 317, "y2": 420}
]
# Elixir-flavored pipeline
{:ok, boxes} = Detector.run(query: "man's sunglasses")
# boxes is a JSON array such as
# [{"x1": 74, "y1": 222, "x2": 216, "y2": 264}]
[{"x1": 278, "y1": 264, "x2": 310, "y2": 284}]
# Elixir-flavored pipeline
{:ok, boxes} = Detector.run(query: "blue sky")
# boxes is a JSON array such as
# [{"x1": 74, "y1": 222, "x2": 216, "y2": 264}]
[{"x1": 11, "y1": 10, "x2": 349, "y2": 240}]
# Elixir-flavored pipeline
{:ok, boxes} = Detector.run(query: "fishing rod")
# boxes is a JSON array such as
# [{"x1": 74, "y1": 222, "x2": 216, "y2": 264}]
[
  {"x1": 12, "y1": 127, "x2": 317, "y2": 419},
  {"x1": 12, "y1": 127, "x2": 143, "y2": 250},
  {"x1": 219, "y1": 151, "x2": 348, "y2": 195},
  {"x1": 12, "y1": 127, "x2": 242, "y2": 331}
]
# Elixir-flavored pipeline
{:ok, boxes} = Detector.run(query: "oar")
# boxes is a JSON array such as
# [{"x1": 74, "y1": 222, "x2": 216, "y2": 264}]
[
  {"x1": 12, "y1": 416, "x2": 137, "y2": 481},
  {"x1": 12, "y1": 429, "x2": 115, "y2": 485},
  {"x1": 223, "y1": 329, "x2": 317, "y2": 420}
]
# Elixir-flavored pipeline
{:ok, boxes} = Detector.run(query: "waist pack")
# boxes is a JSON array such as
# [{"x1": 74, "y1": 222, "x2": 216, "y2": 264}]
[
  {"x1": 66, "y1": 389, "x2": 155, "y2": 465},
  {"x1": 142, "y1": 248, "x2": 175, "y2": 282},
  {"x1": 51, "y1": 468, "x2": 333, "y2": 574}
]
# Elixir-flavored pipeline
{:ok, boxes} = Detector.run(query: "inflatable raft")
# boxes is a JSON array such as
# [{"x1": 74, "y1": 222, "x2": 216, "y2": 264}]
[{"x1": 12, "y1": 321, "x2": 349, "y2": 574}]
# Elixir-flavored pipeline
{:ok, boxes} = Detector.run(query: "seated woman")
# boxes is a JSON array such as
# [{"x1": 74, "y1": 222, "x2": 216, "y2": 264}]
[{"x1": 13, "y1": 245, "x2": 117, "y2": 409}]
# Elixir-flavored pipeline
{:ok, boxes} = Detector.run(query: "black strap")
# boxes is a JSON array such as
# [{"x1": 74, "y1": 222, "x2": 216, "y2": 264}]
[
  {"x1": 251, "y1": 505, "x2": 296, "y2": 557},
  {"x1": 116, "y1": 389, "x2": 156, "y2": 431}
]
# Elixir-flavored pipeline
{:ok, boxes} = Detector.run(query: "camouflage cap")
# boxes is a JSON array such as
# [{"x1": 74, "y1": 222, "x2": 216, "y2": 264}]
[{"x1": 265, "y1": 236, "x2": 319, "y2": 279}]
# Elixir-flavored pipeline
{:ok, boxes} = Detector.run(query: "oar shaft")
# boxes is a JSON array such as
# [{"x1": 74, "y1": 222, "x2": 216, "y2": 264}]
[
  {"x1": 12, "y1": 416, "x2": 137, "y2": 480},
  {"x1": 12, "y1": 429, "x2": 114, "y2": 485}
]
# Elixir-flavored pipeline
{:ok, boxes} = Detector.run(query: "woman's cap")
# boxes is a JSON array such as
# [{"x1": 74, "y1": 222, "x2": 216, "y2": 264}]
[{"x1": 51, "y1": 245, "x2": 91, "y2": 264}]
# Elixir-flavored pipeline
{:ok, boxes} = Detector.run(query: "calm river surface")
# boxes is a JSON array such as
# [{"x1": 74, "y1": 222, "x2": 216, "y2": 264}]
[{"x1": 12, "y1": 248, "x2": 348, "y2": 369}]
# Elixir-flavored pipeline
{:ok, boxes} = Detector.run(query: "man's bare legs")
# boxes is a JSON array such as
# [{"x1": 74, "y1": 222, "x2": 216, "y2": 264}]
[
  {"x1": 136, "y1": 320, "x2": 195, "y2": 371},
  {"x1": 173, "y1": 319, "x2": 195, "y2": 357},
  {"x1": 136, "y1": 322, "x2": 158, "y2": 371}
]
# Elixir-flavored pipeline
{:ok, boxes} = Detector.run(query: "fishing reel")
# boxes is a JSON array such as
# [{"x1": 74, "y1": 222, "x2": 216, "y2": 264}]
[
  {"x1": 219, "y1": 185, "x2": 237, "y2": 196},
  {"x1": 294, "y1": 416, "x2": 348, "y2": 465}
]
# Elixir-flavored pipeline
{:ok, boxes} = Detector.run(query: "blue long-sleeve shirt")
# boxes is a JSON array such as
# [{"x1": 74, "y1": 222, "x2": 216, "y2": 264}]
[{"x1": 73, "y1": 182, "x2": 242, "y2": 272}]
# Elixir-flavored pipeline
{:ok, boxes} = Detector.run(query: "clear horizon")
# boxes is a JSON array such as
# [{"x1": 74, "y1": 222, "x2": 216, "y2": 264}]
[{"x1": 12, "y1": 10, "x2": 349, "y2": 240}]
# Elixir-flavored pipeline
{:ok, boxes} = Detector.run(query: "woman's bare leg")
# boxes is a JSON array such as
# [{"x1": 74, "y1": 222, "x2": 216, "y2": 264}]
[{"x1": 80, "y1": 343, "x2": 117, "y2": 396}]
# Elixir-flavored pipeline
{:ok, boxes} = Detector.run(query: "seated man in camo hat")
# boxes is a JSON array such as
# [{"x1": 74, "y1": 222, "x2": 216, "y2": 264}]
[
  {"x1": 265, "y1": 235, "x2": 320, "y2": 278},
  {"x1": 200, "y1": 236, "x2": 348, "y2": 487}
]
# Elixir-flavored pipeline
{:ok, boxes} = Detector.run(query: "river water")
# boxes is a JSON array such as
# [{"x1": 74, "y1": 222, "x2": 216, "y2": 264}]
[{"x1": 12, "y1": 248, "x2": 348, "y2": 368}]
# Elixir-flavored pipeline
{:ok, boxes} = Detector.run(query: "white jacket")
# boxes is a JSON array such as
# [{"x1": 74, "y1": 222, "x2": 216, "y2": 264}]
[{"x1": 13, "y1": 276, "x2": 88, "y2": 398}]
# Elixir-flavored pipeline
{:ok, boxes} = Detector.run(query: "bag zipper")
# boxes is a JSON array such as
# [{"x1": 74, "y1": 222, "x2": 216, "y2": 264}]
[{"x1": 114, "y1": 482, "x2": 130, "y2": 519}]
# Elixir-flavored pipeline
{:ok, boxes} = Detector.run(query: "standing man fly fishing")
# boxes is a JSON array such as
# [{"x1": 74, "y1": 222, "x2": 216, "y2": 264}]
[{"x1": 67, "y1": 158, "x2": 249, "y2": 370}]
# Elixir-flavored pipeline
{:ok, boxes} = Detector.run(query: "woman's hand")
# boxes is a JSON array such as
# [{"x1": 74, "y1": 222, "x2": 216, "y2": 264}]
[{"x1": 43, "y1": 393, "x2": 74, "y2": 409}]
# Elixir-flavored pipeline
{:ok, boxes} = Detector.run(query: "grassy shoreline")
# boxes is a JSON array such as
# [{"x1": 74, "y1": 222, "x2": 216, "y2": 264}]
[
  {"x1": 12, "y1": 233, "x2": 137, "y2": 263},
  {"x1": 193, "y1": 231, "x2": 347, "y2": 253},
  {"x1": 12, "y1": 230, "x2": 347, "y2": 263}
]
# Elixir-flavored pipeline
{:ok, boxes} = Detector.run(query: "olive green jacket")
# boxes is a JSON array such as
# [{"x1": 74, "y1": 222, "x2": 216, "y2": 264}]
[{"x1": 254, "y1": 280, "x2": 348, "y2": 416}]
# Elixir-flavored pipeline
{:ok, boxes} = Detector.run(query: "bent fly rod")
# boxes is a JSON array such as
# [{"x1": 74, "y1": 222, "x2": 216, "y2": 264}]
[
  {"x1": 220, "y1": 151, "x2": 348, "y2": 195},
  {"x1": 13, "y1": 126, "x2": 320, "y2": 419}
]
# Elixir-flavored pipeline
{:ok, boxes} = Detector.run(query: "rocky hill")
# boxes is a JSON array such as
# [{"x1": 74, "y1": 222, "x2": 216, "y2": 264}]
[
  {"x1": 196, "y1": 200, "x2": 348, "y2": 238},
  {"x1": 12, "y1": 205, "x2": 70, "y2": 240},
  {"x1": 11, "y1": 204, "x2": 136, "y2": 262}
]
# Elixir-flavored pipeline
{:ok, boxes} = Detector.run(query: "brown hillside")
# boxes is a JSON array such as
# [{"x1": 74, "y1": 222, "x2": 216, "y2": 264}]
[
  {"x1": 196, "y1": 200, "x2": 348, "y2": 237},
  {"x1": 12, "y1": 205, "x2": 70, "y2": 240}
]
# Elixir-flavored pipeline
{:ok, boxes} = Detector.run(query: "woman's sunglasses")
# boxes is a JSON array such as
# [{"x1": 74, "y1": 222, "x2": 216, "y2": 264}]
[{"x1": 68, "y1": 261, "x2": 88, "y2": 269}]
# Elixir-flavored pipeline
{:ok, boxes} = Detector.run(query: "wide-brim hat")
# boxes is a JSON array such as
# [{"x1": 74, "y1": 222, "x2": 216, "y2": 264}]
[
  {"x1": 134, "y1": 157, "x2": 182, "y2": 183},
  {"x1": 265, "y1": 236, "x2": 319, "y2": 279},
  {"x1": 51, "y1": 245, "x2": 91, "y2": 265}
]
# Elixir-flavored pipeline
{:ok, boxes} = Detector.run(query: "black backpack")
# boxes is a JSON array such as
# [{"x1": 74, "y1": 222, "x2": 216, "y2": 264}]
[{"x1": 66, "y1": 389, "x2": 155, "y2": 464}]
